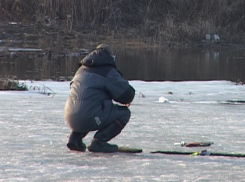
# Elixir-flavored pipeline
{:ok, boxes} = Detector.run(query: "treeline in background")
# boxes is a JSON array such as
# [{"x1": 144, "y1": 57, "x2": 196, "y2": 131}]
[{"x1": 0, "y1": 0, "x2": 245, "y2": 46}]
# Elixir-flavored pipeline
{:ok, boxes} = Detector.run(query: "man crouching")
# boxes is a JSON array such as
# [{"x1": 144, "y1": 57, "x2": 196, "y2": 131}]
[{"x1": 64, "y1": 44, "x2": 135, "y2": 153}]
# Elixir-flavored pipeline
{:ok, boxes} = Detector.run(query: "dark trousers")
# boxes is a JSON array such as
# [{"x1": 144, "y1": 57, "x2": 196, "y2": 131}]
[{"x1": 68, "y1": 105, "x2": 131, "y2": 142}]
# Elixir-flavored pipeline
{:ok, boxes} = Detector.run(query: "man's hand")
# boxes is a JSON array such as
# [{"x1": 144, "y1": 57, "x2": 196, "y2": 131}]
[{"x1": 124, "y1": 103, "x2": 130, "y2": 107}]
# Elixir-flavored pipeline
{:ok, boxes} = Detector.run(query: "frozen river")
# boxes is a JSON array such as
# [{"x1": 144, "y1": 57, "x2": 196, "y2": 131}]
[{"x1": 1, "y1": 80, "x2": 245, "y2": 181}]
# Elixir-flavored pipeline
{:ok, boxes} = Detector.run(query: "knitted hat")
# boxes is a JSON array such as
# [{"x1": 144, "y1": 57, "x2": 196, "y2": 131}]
[{"x1": 96, "y1": 44, "x2": 114, "y2": 56}]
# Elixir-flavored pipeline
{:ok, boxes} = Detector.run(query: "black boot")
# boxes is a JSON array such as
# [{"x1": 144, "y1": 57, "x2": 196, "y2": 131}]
[
  {"x1": 67, "y1": 132, "x2": 87, "y2": 152},
  {"x1": 88, "y1": 138, "x2": 118, "y2": 153},
  {"x1": 87, "y1": 121, "x2": 124, "y2": 153}
]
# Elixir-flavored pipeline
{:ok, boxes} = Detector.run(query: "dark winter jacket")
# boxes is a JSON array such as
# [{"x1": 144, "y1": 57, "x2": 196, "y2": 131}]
[{"x1": 65, "y1": 48, "x2": 135, "y2": 122}]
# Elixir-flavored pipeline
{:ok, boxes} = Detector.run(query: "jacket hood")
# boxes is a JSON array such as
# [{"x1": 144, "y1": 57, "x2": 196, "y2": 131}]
[{"x1": 80, "y1": 49, "x2": 116, "y2": 67}]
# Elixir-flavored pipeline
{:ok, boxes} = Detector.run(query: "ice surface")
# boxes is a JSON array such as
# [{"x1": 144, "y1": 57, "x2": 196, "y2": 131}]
[{"x1": 1, "y1": 80, "x2": 245, "y2": 181}]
